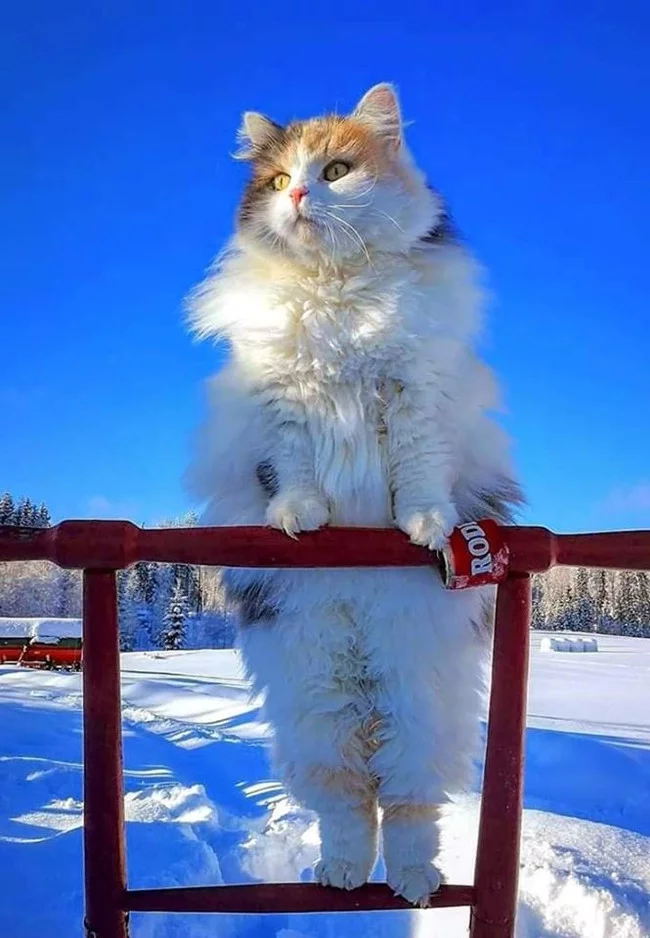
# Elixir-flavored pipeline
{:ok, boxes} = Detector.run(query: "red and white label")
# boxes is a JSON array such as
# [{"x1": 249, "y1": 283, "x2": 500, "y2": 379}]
[{"x1": 440, "y1": 519, "x2": 510, "y2": 590}]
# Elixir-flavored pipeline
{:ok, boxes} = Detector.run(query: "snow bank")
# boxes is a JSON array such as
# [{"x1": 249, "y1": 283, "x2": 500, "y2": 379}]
[{"x1": 0, "y1": 617, "x2": 82, "y2": 640}]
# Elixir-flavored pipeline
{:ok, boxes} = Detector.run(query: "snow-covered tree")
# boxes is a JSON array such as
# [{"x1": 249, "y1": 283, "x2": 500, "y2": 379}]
[
  {"x1": 56, "y1": 569, "x2": 80, "y2": 617},
  {"x1": 160, "y1": 578, "x2": 188, "y2": 650},
  {"x1": 35, "y1": 503, "x2": 52, "y2": 528},
  {"x1": 118, "y1": 569, "x2": 145, "y2": 652},
  {"x1": 0, "y1": 493, "x2": 15, "y2": 525}
]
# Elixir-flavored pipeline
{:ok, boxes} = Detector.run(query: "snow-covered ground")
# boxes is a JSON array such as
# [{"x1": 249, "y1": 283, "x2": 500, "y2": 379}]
[
  {"x1": 0, "y1": 616, "x2": 82, "y2": 640},
  {"x1": 1, "y1": 632, "x2": 649, "y2": 937}
]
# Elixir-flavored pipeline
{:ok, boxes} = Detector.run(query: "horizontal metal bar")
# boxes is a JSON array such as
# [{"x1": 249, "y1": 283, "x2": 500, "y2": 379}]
[
  {"x1": 123, "y1": 882, "x2": 476, "y2": 914},
  {"x1": 1, "y1": 520, "x2": 649, "y2": 574}
]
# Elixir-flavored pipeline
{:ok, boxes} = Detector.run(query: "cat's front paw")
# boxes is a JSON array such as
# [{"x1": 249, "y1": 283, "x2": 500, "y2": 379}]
[
  {"x1": 397, "y1": 503, "x2": 459, "y2": 551},
  {"x1": 266, "y1": 490, "x2": 329, "y2": 538},
  {"x1": 315, "y1": 856, "x2": 368, "y2": 891},
  {"x1": 387, "y1": 862, "x2": 442, "y2": 907}
]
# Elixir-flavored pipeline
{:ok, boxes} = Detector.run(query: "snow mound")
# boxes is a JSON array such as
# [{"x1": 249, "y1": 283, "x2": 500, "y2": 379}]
[{"x1": 0, "y1": 617, "x2": 82, "y2": 640}]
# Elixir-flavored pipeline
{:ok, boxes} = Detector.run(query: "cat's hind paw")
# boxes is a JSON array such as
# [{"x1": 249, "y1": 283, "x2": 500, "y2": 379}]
[
  {"x1": 387, "y1": 862, "x2": 442, "y2": 907},
  {"x1": 266, "y1": 489, "x2": 329, "y2": 538},
  {"x1": 315, "y1": 857, "x2": 369, "y2": 891},
  {"x1": 397, "y1": 503, "x2": 459, "y2": 551}
]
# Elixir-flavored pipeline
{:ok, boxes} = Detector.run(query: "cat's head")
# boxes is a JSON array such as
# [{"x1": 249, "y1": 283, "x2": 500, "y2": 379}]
[{"x1": 234, "y1": 84, "x2": 446, "y2": 264}]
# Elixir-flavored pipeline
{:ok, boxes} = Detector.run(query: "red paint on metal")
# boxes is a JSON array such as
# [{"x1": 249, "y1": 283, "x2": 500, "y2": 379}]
[
  {"x1": 82, "y1": 570, "x2": 128, "y2": 938},
  {"x1": 0, "y1": 644, "x2": 81, "y2": 668},
  {"x1": 470, "y1": 575, "x2": 532, "y2": 938},
  {"x1": 1, "y1": 521, "x2": 649, "y2": 574},
  {"x1": 124, "y1": 882, "x2": 476, "y2": 914}
]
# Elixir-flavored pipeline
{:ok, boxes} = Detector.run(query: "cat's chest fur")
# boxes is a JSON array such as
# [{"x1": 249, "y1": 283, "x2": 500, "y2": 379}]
[{"x1": 263, "y1": 267, "x2": 421, "y2": 385}]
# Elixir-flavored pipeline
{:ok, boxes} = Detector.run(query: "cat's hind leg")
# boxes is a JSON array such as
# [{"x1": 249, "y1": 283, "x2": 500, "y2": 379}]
[
  {"x1": 282, "y1": 712, "x2": 379, "y2": 890},
  {"x1": 240, "y1": 604, "x2": 380, "y2": 891},
  {"x1": 308, "y1": 765, "x2": 378, "y2": 890},
  {"x1": 380, "y1": 802, "x2": 442, "y2": 906},
  {"x1": 366, "y1": 576, "x2": 488, "y2": 905}
]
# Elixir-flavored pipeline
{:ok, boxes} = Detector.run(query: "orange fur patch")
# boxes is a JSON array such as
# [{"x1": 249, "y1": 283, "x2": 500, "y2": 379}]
[
  {"x1": 382, "y1": 803, "x2": 441, "y2": 824},
  {"x1": 251, "y1": 116, "x2": 396, "y2": 181},
  {"x1": 307, "y1": 764, "x2": 377, "y2": 809}
]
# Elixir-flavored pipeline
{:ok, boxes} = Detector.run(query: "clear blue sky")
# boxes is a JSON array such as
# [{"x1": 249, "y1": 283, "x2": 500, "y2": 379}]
[{"x1": 2, "y1": 1, "x2": 649, "y2": 532}]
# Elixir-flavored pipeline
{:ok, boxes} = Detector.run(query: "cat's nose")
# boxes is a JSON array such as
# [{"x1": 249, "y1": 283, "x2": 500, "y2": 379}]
[{"x1": 290, "y1": 186, "x2": 309, "y2": 208}]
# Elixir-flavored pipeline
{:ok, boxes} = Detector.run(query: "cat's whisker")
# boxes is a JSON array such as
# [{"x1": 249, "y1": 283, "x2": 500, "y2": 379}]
[
  {"x1": 324, "y1": 220, "x2": 338, "y2": 265},
  {"x1": 330, "y1": 201, "x2": 374, "y2": 209},
  {"x1": 351, "y1": 173, "x2": 379, "y2": 200},
  {"x1": 372, "y1": 209, "x2": 405, "y2": 233},
  {"x1": 325, "y1": 212, "x2": 374, "y2": 269}
]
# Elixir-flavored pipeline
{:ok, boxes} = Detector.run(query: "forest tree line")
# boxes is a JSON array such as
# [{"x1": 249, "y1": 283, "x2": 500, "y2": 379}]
[
  {"x1": 0, "y1": 494, "x2": 233, "y2": 650},
  {"x1": 1, "y1": 492, "x2": 649, "y2": 642}
]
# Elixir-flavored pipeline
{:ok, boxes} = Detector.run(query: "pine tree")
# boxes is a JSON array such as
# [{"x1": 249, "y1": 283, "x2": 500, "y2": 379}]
[
  {"x1": 161, "y1": 578, "x2": 188, "y2": 650},
  {"x1": 636, "y1": 570, "x2": 650, "y2": 638},
  {"x1": 602, "y1": 570, "x2": 622, "y2": 634},
  {"x1": 35, "y1": 503, "x2": 51, "y2": 527},
  {"x1": 132, "y1": 562, "x2": 157, "y2": 606},
  {"x1": 0, "y1": 493, "x2": 15, "y2": 525},
  {"x1": 151, "y1": 564, "x2": 174, "y2": 647},
  {"x1": 572, "y1": 567, "x2": 593, "y2": 632},
  {"x1": 588, "y1": 569, "x2": 608, "y2": 631},
  {"x1": 13, "y1": 497, "x2": 29, "y2": 526},
  {"x1": 56, "y1": 569, "x2": 78, "y2": 617},
  {"x1": 622, "y1": 571, "x2": 647, "y2": 638},
  {"x1": 118, "y1": 570, "x2": 139, "y2": 652}
]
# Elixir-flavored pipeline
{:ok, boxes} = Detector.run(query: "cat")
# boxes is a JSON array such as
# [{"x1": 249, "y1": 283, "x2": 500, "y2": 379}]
[{"x1": 186, "y1": 83, "x2": 522, "y2": 906}]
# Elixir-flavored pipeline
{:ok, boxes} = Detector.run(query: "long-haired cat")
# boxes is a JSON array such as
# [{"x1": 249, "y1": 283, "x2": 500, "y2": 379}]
[{"x1": 187, "y1": 83, "x2": 522, "y2": 906}]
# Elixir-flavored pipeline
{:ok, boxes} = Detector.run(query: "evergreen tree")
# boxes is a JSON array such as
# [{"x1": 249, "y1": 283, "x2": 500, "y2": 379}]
[
  {"x1": 0, "y1": 493, "x2": 52, "y2": 527},
  {"x1": 588, "y1": 569, "x2": 608, "y2": 631},
  {"x1": 622, "y1": 571, "x2": 647, "y2": 638},
  {"x1": 13, "y1": 497, "x2": 29, "y2": 526},
  {"x1": 0, "y1": 493, "x2": 15, "y2": 525},
  {"x1": 635, "y1": 570, "x2": 650, "y2": 638},
  {"x1": 161, "y1": 578, "x2": 188, "y2": 650},
  {"x1": 118, "y1": 569, "x2": 139, "y2": 652},
  {"x1": 35, "y1": 503, "x2": 52, "y2": 527},
  {"x1": 132, "y1": 562, "x2": 157, "y2": 606},
  {"x1": 151, "y1": 564, "x2": 174, "y2": 647},
  {"x1": 572, "y1": 567, "x2": 593, "y2": 632},
  {"x1": 56, "y1": 569, "x2": 78, "y2": 617},
  {"x1": 600, "y1": 570, "x2": 621, "y2": 634}
]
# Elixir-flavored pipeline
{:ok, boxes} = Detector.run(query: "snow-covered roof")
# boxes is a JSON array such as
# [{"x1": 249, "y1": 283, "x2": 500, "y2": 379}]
[{"x1": 0, "y1": 618, "x2": 82, "y2": 640}]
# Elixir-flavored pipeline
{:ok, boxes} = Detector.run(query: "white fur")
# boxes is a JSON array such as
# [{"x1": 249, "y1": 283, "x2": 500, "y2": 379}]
[{"x1": 187, "y1": 87, "x2": 518, "y2": 905}]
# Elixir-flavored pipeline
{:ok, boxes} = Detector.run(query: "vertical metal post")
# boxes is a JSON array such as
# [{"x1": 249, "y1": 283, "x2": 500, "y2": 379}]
[
  {"x1": 82, "y1": 570, "x2": 128, "y2": 938},
  {"x1": 470, "y1": 574, "x2": 531, "y2": 938}
]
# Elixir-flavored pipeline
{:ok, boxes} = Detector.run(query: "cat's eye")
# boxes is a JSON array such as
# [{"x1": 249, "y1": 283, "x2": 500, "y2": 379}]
[
  {"x1": 323, "y1": 160, "x2": 350, "y2": 182},
  {"x1": 270, "y1": 173, "x2": 291, "y2": 191}
]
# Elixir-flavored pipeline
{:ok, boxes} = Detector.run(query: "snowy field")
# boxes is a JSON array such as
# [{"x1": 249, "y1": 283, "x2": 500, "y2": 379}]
[{"x1": 1, "y1": 632, "x2": 649, "y2": 938}]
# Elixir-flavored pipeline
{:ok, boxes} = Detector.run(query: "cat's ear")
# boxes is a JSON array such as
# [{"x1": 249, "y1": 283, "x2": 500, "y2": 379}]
[
  {"x1": 352, "y1": 83, "x2": 402, "y2": 150},
  {"x1": 234, "y1": 112, "x2": 284, "y2": 160}
]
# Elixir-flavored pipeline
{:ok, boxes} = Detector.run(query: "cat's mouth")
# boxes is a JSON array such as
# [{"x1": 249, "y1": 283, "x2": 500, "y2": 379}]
[
  {"x1": 291, "y1": 213, "x2": 321, "y2": 235},
  {"x1": 293, "y1": 210, "x2": 316, "y2": 226}
]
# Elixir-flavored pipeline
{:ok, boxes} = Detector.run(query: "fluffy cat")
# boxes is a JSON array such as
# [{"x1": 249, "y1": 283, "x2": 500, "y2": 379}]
[{"x1": 187, "y1": 83, "x2": 522, "y2": 906}]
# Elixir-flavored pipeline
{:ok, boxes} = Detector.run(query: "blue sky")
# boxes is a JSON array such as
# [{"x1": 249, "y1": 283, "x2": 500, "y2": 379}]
[{"x1": 2, "y1": 1, "x2": 649, "y2": 532}]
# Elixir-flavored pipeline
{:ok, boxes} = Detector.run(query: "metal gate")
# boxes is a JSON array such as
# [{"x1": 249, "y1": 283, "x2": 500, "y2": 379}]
[{"x1": 1, "y1": 520, "x2": 648, "y2": 937}]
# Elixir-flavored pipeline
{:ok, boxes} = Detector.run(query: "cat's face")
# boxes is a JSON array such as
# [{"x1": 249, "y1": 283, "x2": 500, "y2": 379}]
[{"x1": 235, "y1": 84, "x2": 441, "y2": 263}]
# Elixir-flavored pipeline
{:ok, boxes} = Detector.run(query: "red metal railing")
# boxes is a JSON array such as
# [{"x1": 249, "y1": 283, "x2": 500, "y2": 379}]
[{"x1": 1, "y1": 520, "x2": 649, "y2": 938}]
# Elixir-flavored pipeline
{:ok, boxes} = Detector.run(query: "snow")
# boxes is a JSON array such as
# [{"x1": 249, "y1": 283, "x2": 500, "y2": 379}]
[
  {"x1": 1, "y1": 631, "x2": 649, "y2": 937},
  {"x1": 0, "y1": 617, "x2": 82, "y2": 640}
]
